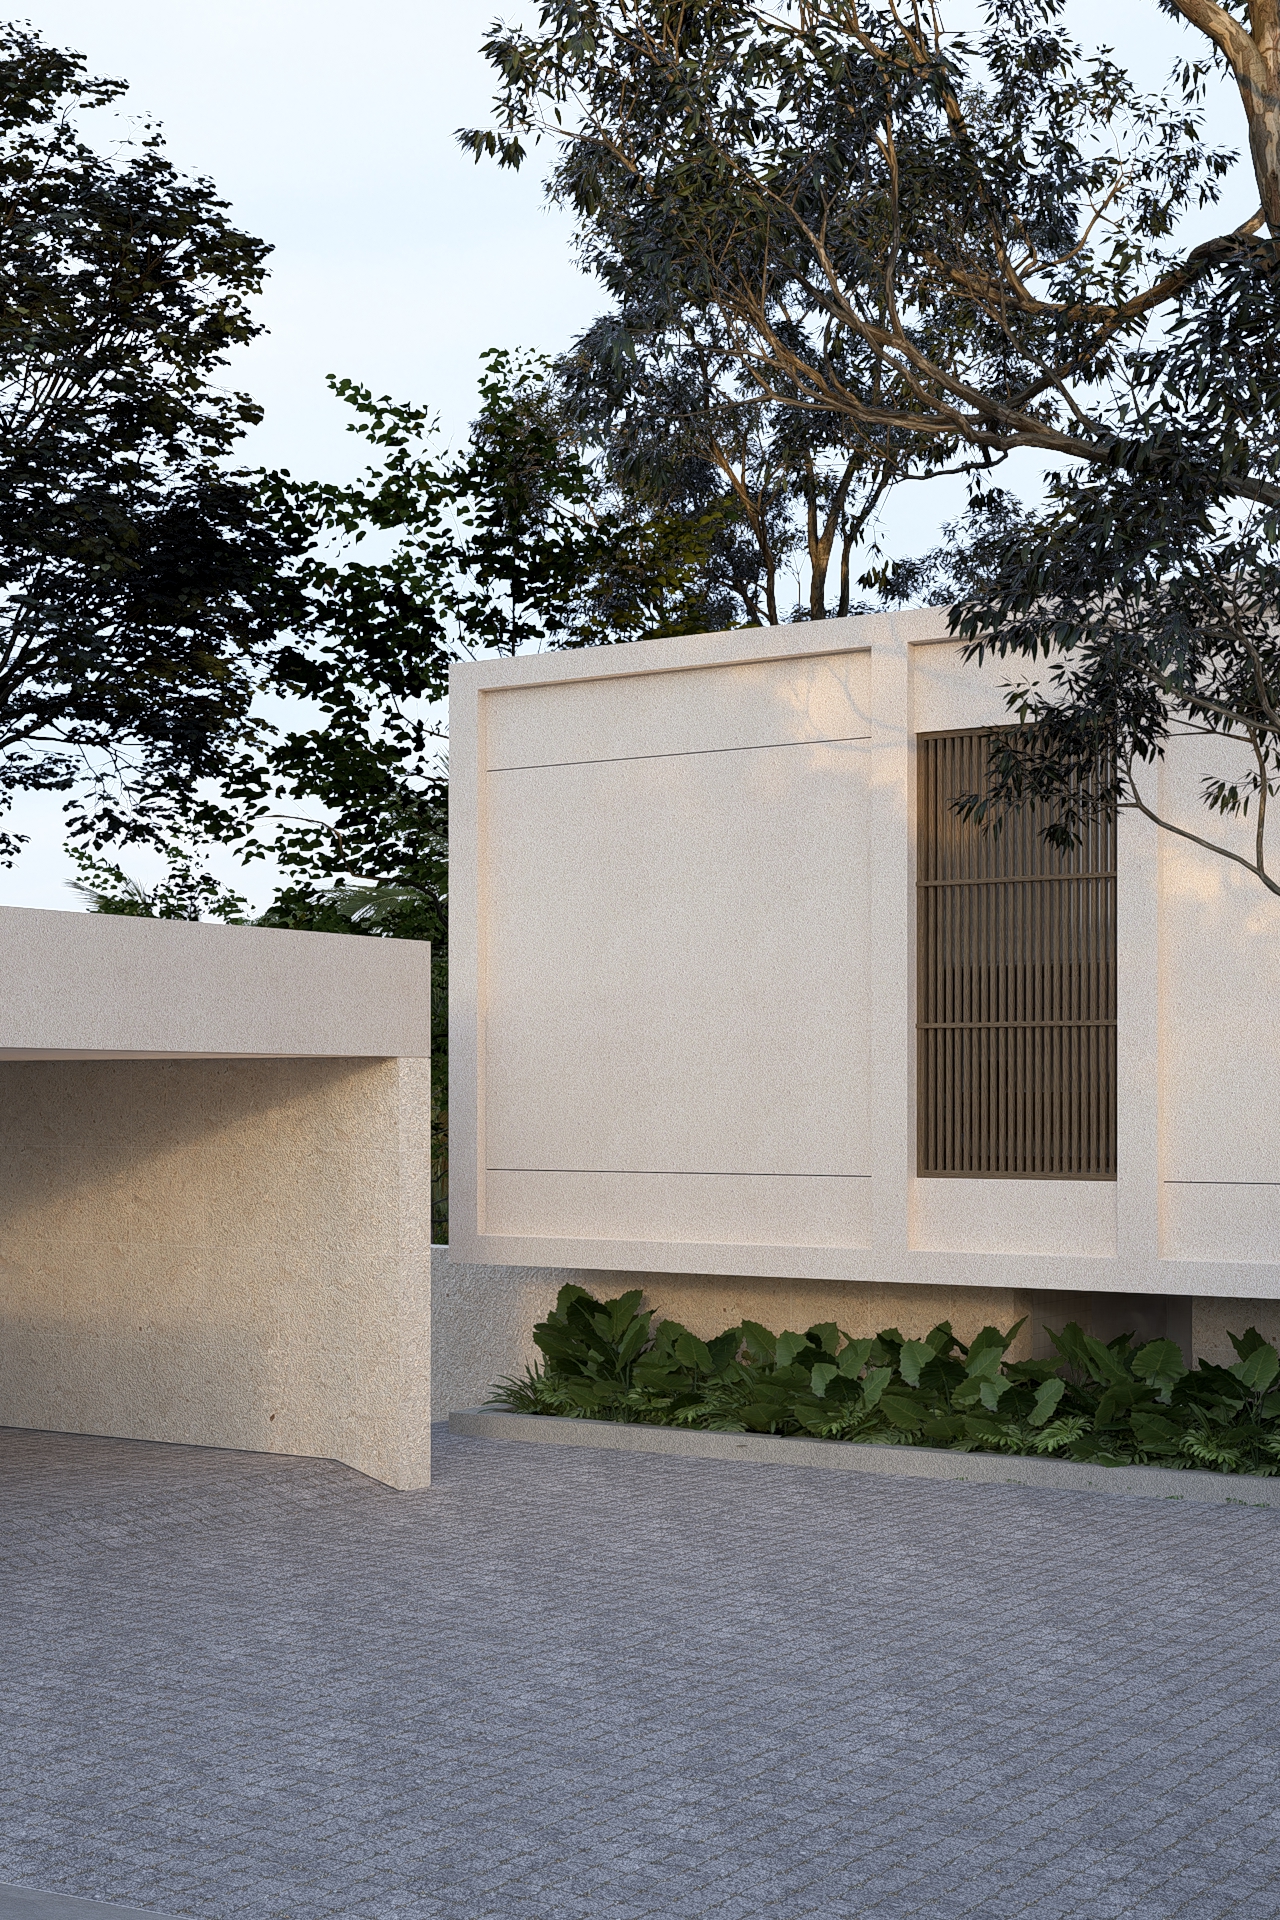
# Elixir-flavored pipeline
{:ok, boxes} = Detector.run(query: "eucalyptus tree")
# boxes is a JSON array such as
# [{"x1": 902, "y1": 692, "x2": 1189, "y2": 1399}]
[
  {"x1": 462, "y1": 0, "x2": 1253, "y2": 491},
  {"x1": 559, "y1": 301, "x2": 906, "y2": 623},
  {"x1": 463, "y1": 0, "x2": 1280, "y2": 889}
]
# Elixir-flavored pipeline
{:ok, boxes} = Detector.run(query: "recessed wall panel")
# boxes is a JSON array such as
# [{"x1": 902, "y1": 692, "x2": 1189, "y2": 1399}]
[
  {"x1": 1157, "y1": 737, "x2": 1280, "y2": 1258},
  {"x1": 485, "y1": 1169, "x2": 870, "y2": 1248},
  {"x1": 486, "y1": 648, "x2": 870, "y2": 769},
  {"x1": 910, "y1": 1177, "x2": 1116, "y2": 1256},
  {"x1": 480, "y1": 655, "x2": 872, "y2": 1247}
]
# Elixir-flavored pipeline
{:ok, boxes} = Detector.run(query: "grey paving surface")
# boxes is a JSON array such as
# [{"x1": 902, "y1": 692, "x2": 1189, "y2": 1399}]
[
  {"x1": 0, "y1": 1881, "x2": 176, "y2": 1919},
  {"x1": 3, "y1": 1425, "x2": 1280, "y2": 1920}
]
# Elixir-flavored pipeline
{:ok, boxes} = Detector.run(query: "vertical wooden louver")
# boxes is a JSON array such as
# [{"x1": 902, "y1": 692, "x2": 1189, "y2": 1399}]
[{"x1": 916, "y1": 730, "x2": 1117, "y2": 1179}]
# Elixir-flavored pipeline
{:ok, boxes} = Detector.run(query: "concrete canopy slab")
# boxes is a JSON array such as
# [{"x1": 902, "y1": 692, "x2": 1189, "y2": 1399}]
[{"x1": 0, "y1": 903, "x2": 430, "y2": 1058}]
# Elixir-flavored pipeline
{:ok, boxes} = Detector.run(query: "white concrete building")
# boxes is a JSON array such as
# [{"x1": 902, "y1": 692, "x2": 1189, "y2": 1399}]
[
  {"x1": 444, "y1": 608, "x2": 1280, "y2": 1383},
  {"x1": 0, "y1": 907, "x2": 433, "y2": 1486}
]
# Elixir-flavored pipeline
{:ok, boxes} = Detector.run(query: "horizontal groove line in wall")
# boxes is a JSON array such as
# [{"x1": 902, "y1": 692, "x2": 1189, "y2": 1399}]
[
  {"x1": 486, "y1": 1167, "x2": 872, "y2": 1179},
  {"x1": 488, "y1": 733, "x2": 869, "y2": 774}
]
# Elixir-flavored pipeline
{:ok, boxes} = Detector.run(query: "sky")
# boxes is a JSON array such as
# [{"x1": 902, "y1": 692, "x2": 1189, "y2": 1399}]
[{"x1": 0, "y1": 0, "x2": 1254, "y2": 911}]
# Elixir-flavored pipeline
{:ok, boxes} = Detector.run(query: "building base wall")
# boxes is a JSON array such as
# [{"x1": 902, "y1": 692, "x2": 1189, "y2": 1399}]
[
  {"x1": 430, "y1": 1251, "x2": 1280, "y2": 1414},
  {"x1": 0, "y1": 1058, "x2": 432, "y2": 1488}
]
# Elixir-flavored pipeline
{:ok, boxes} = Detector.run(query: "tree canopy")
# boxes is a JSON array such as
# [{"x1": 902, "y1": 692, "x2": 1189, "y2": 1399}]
[
  {"x1": 464, "y1": 0, "x2": 1280, "y2": 890},
  {"x1": 463, "y1": 0, "x2": 1258, "y2": 487},
  {"x1": 0, "y1": 24, "x2": 310, "y2": 867}
]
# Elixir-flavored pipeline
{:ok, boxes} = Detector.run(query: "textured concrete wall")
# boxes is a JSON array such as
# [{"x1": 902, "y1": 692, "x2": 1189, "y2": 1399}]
[
  {"x1": 0, "y1": 1058, "x2": 432, "y2": 1487},
  {"x1": 430, "y1": 1251, "x2": 1280, "y2": 1412}
]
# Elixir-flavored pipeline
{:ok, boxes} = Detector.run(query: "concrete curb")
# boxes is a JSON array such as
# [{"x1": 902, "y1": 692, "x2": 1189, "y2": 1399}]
[
  {"x1": 0, "y1": 1887, "x2": 177, "y2": 1920},
  {"x1": 448, "y1": 1407, "x2": 1280, "y2": 1506}
]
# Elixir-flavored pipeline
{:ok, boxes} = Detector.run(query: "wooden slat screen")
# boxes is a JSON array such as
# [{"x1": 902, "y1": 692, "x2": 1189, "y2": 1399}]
[{"x1": 916, "y1": 729, "x2": 1117, "y2": 1179}]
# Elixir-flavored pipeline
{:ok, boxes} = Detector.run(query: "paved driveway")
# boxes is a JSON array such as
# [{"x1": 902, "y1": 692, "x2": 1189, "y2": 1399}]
[{"x1": 2, "y1": 1422, "x2": 1279, "y2": 1920}]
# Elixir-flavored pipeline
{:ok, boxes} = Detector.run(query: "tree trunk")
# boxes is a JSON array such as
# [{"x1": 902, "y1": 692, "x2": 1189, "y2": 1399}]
[
  {"x1": 804, "y1": 467, "x2": 829, "y2": 620},
  {"x1": 764, "y1": 551, "x2": 779, "y2": 627},
  {"x1": 803, "y1": 454, "x2": 860, "y2": 621},
  {"x1": 838, "y1": 529, "x2": 854, "y2": 618},
  {"x1": 1246, "y1": 88, "x2": 1280, "y2": 236},
  {"x1": 1169, "y1": 0, "x2": 1280, "y2": 234}
]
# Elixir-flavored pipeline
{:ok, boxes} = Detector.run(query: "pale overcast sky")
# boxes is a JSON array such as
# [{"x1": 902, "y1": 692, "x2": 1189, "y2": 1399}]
[
  {"x1": 0, "y1": 0, "x2": 1251, "y2": 910},
  {"x1": 23, "y1": 0, "x2": 603, "y2": 476}
]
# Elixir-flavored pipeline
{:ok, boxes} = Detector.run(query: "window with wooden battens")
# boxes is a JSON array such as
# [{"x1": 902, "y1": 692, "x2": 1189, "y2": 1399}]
[{"x1": 916, "y1": 729, "x2": 1117, "y2": 1179}]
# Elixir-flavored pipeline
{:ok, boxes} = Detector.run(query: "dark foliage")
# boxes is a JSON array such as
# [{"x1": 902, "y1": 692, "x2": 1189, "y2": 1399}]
[
  {"x1": 462, "y1": 0, "x2": 1262, "y2": 496},
  {"x1": 496, "y1": 1285, "x2": 1280, "y2": 1474},
  {"x1": 0, "y1": 25, "x2": 309, "y2": 863},
  {"x1": 885, "y1": 248, "x2": 1280, "y2": 891}
]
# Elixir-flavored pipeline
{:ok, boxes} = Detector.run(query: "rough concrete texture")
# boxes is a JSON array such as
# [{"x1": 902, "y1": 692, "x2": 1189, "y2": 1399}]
[
  {"x1": 429, "y1": 1248, "x2": 1280, "y2": 1412},
  {"x1": 450, "y1": 1406, "x2": 1280, "y2": 1506},
  {"x1": 0, "y1": 1059, "x2": 432, "y2": 1487},
  {"x1": 452, "y1": 618, "x2": 1280, "y2": 1302},
  {"x1": 5, "y1": 1420, "x2": 1280, "y2": 1920}
]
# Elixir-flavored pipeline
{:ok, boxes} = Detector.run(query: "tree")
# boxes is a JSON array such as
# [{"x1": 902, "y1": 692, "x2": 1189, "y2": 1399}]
[
  {"x1": 462, "y1": 0, "x2": 1261, "y2": 492},
  {"x1": 1170, "y1": 0, "x2": 1280, "y2": 234},
  {"x1": 558, "y1": 305, "x2": 904, "y2": 623},
  {"x1": 235, "y1": 350, "x2": 728, "y2": 922},
  {"x1": 256, "y1": 346, "x2": 740, "y2": 918},
  {"x1": 887, "y1": 373, "x2": 1280, "y2": 894},
  {"x1": 0, "y1": 24, "x2": 309, "y2": 866},
  {"x1": 853, "y1": 10, "x2": 1280, "y2": 895},
  {"x1": 465, "y1": 0, "x2": 1280, "y2": 892}
]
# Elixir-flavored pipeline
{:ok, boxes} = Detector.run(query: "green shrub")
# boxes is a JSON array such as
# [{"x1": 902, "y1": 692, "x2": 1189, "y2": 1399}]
[{"x1": 490, "y1": 1286, "x2": 1280, "y2": 1474}]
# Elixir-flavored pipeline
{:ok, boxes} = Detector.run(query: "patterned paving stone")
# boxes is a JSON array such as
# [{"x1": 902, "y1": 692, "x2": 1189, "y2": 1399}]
[{"x1": 2, "y1": 1423, "x2": 1280, "y2": 1919}]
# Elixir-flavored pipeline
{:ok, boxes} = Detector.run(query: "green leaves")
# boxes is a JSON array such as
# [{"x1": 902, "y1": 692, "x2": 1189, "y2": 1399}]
[
  {"x1": 861, "y1": 1367, "x2": 894, "y2": 1410},
  {"x1": 1230, "y1": 1342, "x2": 1280, "y2": 1394},
  {"x1": 1029, "y1": 1378, "x2": 1066, "y2": 1427},
  {"x1": 533, "y1": 1284, "x2": 657, "y2": 1388},
  {"x1": 775, "y1": 1331, "x2": 812, "y2": 1369},
  {"x1": 0, "y1": 22, "x2": 311, "y2": 867},
  {"x1": 897, "y1": 1340, "x2": 936, "y2": 1387},
  {"x1": 953, "y1": 1335, "x2": 1016, "y2": 1412},
  {"x1": 1133, "y1": 1339, "x2": 1188, "y2": 1404},
  {"x1": 837, "y1": 1338, "x2": 874, "y2": 1379},
  {"x1": 496, "y1": 1294, "x2": 1280, "y2": 1476}
]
